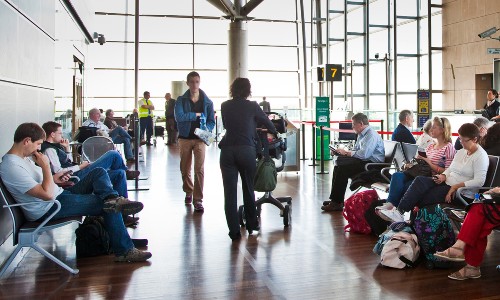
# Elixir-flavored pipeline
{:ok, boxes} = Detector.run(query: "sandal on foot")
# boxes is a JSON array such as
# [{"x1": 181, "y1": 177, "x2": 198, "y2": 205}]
[
  {"x1": 434, "y1": 246, "x2": 465, "y2": 262},
  {"x1": 448, "y1": 265, "x2": 481, "y2": 280}
]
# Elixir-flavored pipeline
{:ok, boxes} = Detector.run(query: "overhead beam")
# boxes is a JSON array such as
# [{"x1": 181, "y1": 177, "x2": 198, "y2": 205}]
[
  {"x1": 206, "y1": 0, "x2": 238, "y2": 17},
  {"x1": 241, "y1": 0, "x2": 264, "y2": 16}
]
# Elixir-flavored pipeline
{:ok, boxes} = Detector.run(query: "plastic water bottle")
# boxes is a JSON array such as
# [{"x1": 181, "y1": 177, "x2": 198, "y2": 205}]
[{"x1": 200, "y1": 113, "x2": 207, "y2": 131}]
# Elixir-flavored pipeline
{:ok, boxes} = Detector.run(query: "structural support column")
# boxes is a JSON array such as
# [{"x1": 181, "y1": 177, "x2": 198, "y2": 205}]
[
  {"x1": 134, "y1": 0, "x2": 139, "y2": 108},
  {"x1": 207, "y1": 0, "x2": 264, "y2": 90},
  {"x1": 228, "y1": 21, "x2": 248, "y2": 85}
]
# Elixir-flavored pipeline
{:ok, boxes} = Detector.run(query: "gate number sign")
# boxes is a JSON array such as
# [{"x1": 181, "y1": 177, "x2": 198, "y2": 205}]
[{"x1": 325, "y1": 64, "x2": 342, "y2": 82}]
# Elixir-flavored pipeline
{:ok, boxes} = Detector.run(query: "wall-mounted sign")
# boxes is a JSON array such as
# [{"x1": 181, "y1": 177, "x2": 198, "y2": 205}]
[
  {"x1": 417, "y1": 89, "x2": 430, "y2": 127},
  {"x1": 487, "y1": 48, "x2": 500, "y2": 55},
  {"x1": 325, "y1": 64, "x2": 342, "y2": 82},
  {"x1": 317, "y1": 66, "x2": 325, "y2": 81}
]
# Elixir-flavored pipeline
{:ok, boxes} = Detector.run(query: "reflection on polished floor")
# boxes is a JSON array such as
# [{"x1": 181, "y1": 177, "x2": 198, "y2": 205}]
[{"x1": 1, "y1": 142, "x2": 500, "y2": 299}]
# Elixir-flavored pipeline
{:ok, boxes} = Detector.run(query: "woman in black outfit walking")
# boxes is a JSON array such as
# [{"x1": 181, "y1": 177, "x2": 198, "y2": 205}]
[{"x1": 219, "y1": 78, "x2": 277, "y2": 241}]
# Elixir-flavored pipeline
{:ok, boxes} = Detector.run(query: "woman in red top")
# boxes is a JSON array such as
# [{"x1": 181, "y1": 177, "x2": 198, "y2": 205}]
[{"x1": 435, "y1": 187, "x2": 500, "y2": 280}]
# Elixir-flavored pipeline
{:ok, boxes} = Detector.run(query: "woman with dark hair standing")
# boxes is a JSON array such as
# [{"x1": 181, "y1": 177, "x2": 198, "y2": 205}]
[
  {"x1": 481, "y1": 122, "x2": 500, "y2": 156},
  {"x1": 482, "y1": 89, "x2": 500, "y2": 121},
  {"x1": 219, "y1": 78, "x2": 276, "y2": 241}
]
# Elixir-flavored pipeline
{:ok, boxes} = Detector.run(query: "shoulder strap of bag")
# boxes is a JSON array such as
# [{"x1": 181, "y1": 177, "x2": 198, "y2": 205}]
[
  {"x1": 255, "y1": 130, "x2": 263, "y2": 157},
  {"x1": 258, "y1": 130, "x2": 271, "y2": 159},
  {"x1": 389, "y1": 236, "x2": 417, "y2": 267},
  {"x1": 399, "y1": 255, "x2": 416, "y2": 267},
  {"x1": 399, "y1": 142, "x2": 408, "y2": 162}
]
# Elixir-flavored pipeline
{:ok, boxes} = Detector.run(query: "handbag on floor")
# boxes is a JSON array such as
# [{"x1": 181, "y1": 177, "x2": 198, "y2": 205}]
[
  {"x1": 380, "y1": 231, "x2": 420, "y2": 269},
  {"x1": 410, "y1": 205, "x2": 455, "y2": 269},
  {"x1": 343, "y1": 189, "x2": 379, "y2": 234}
]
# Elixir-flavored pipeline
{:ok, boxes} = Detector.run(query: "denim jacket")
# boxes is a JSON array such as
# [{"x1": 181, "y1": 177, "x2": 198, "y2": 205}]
[{"x1": 174, "y1": 89, "x2": 215, "y2": 137}]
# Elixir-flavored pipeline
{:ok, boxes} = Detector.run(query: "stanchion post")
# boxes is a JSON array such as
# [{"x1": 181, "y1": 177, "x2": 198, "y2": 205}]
[
  {"x1": 316, "y1": 125, "x2": 329, "y2": 174},
  {"x1": 134, "y1": 113, "x2": 140, "y2": 189},
  {"x1": 215, "y1": 115, "x2": 219, "y2": 142},
  {"x1": 309, "y1": 124, "x2": 318, "y2": 166},
  {"x1": 381, "y1": 119, "x2": 385, "y2": 139},
  {"x1": 300, "y1": 122, "x2": 306, "y2": 160}
]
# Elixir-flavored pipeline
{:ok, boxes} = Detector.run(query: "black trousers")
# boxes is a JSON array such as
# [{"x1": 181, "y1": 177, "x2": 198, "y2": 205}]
[
  {"x1": 329, "y1": 159, "x2": 368, "y2": 204},
  {"x1": 165, "y1": 117, "x2": 178, "y2": 144},
  {"x1": 220, "y1": 145, "x2": 258, "y2": 236},
  {"x1": 139, "y1": 116, "x2": 153, "y2": 142}
]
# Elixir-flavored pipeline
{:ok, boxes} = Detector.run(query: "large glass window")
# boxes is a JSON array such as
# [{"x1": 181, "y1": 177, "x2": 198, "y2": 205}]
[
  {"x1": 84, "y1": 0, "x2": 443, "y2": 123},
  {"x1": 87, "y1": 0, "x2": 302, "y2": 115}
]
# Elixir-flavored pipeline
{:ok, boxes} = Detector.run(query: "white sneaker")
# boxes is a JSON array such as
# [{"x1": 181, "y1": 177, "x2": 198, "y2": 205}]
[
  {"x1": 378, "y1": 208, "x2": 404, "y2": 223},
  {"x1": 375, "y1": 202, "x2": 394, "y2": 211}
]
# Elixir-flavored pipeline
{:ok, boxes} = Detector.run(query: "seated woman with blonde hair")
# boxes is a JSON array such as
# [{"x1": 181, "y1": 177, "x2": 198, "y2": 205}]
[{"x1": 376, "y1": 117, "x2": 455, "y2": 213}]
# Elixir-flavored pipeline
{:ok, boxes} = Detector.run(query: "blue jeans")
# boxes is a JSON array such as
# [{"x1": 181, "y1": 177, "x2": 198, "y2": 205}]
[
  {"x1": 109, "y1": 127, "x2": 133, "y2": 159},
  {"x1": 74, "y1": 150, "x2": 128, "y2": 197},
  {"x1": 397, "y1": 176, "x2": 451, "y2": 213},
  {"x1": 52, "y1": 168, "x2": 134, "y2": 255},
  {"x1": 386, "y1": 172, "x2": 414, "y2": 206}
]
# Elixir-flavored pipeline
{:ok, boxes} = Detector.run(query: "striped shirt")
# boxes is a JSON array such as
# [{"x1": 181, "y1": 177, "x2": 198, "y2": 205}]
[{"x1": 426, "y1": 142, "x2": 456, "y2": 173}]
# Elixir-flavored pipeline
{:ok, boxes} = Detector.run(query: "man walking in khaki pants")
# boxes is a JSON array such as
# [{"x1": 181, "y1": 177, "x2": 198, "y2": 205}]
[{"x1": 174, "y1": 71, "x2": 215, "y2": 211}]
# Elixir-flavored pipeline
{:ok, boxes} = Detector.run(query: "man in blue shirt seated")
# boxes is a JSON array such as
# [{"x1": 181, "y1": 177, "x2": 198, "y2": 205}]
[
  {"x1": 322, "y1": 113, "x2": 385, "y2": 211},
  {"x1": 391, "y1": 110, "x2": 416, "y2": 144}
]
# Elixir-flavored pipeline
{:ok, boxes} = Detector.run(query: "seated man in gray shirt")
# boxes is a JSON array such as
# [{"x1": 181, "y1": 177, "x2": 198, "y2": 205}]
[
  {"x1": 0, "y1": 123, "x2": 151, "y2": 262},
  {"x1": 322, "y1": 113, "x2": 385, "y2": 211}
]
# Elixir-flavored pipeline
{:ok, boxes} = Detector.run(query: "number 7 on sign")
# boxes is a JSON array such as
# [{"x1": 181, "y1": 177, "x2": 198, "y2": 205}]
[{"x1": 330, "y1": 67, "x2": 337, "y2": 79}]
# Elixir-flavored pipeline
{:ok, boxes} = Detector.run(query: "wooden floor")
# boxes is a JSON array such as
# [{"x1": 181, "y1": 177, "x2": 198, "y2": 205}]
[{"x1": 1, "y1": 141, "x2": 500, "y2": 299}]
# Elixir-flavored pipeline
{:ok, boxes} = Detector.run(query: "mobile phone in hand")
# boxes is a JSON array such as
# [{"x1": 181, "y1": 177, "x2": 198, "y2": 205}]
[
  {"x1": 59, "y1": 170, "x2": 73, "y2": 180},
  {"x1": 483, "y1": 194, "x2": 493, "y2": 200},
  {"x1": 418, "y1": 150, "x2": 427, "y2": 158}
]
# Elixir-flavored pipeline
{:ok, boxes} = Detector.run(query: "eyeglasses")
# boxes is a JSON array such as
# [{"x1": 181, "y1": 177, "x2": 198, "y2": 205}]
[{"x1": 460, "y1": 137, "x2": 472, "y2": 143}]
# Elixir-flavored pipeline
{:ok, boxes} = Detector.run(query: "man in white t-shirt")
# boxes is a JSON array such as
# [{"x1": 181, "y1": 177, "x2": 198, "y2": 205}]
[{"x1": 0, "y1": 123, "x2": 151, "y2": 262}]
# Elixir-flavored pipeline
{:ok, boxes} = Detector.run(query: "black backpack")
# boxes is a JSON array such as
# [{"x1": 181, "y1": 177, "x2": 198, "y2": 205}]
[
  {"x1": 364, "y1": 200, "x2": 391, "y2": 237},
  {"x1": 75, "y1": 126, "x2": 98, "y2": 143},
  {"x1": 75, "y1": 216, "x2": 111, "y2": 257}
]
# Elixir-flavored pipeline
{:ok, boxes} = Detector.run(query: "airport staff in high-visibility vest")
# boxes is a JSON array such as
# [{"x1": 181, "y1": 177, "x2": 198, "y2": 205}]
[{"x1": 138, "y1": 91, "x2": 155, "y2": 146}]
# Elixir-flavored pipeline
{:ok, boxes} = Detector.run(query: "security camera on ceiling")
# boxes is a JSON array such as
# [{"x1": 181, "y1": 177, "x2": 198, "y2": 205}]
[
  {"x1": 93, "y1": 32, "x2": 106, "y2": 45},
  {"x1": 478, "y1": 27, "x2": 498, "y2": 39},
  {"x1": 97, "y1": 35, "x2": 106, "y2": 45}
]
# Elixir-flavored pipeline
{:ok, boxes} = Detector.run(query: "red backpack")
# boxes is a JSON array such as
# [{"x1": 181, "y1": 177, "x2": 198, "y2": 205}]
[{"x1": 343, "y1": 189, "x2": 379, "y2": 234}]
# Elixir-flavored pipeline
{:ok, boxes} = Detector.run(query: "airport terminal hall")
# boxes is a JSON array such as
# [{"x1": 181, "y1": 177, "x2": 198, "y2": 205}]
[{"x1": 3, "y1": 0, "x2": 500, "y2": 299}]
